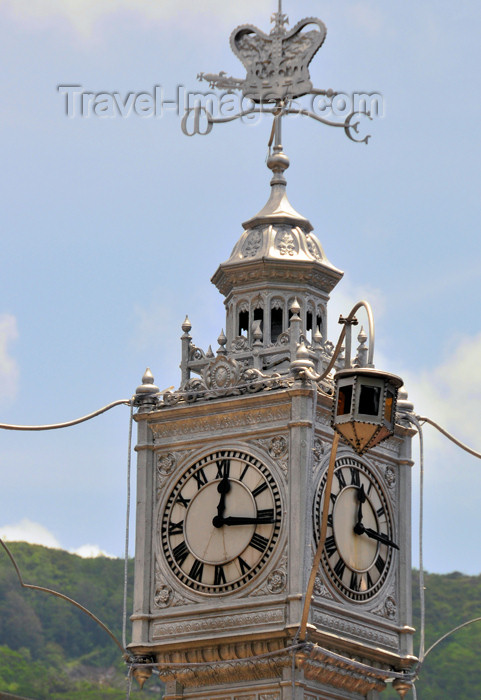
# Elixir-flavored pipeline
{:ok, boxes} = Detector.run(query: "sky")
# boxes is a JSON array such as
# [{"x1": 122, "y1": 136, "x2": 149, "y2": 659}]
[{"x1": 0, "y1": 0, "x2": 480, "y2": 576}]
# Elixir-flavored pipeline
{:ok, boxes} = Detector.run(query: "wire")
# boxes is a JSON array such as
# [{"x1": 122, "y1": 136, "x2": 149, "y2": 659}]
[
  {"x1": 122, "y1": 401, "x2": 135, "y2": 652},
  {"x1": 0, "y1": 537, "x2": 126, "y2": 655},
  {"x1": 126, "y1": 666, "x2": 133, "y2": 700},
  {"x1": 406, "y1": 414, "x2": 426, "y2": 664},
  {"x1": 0, "y1": 399, "x2": 132, "y2": 431},
  {"x1": 424, "y1": 616, "x2": 481, "y2": 660},
  {"x1": 416, "y1": 415, "x2": 481, "y2": 460}
]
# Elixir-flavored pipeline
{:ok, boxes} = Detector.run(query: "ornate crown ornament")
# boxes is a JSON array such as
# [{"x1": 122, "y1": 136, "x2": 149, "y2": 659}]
[
  {"x1": 229, "y1": 16, "x2": 326, "y2": 102},
  {"x1": 182, "y1": 1, "x2": 372, "y2": 145}
]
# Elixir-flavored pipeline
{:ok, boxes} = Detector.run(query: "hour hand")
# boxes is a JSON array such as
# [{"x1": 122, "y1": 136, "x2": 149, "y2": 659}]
[
  {"x1": 216, "y1": 475, "x2": 231, "y2": 519},
  {"x1": 356, "y1": 484, "x2": 366, "y2": 526}
]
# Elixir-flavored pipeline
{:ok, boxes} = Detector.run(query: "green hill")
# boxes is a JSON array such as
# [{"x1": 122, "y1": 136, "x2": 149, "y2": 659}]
[
  {"x1": 0, "y1": 542, "x2": 162, "y2": 699},
  {"x1": 1, "y1": 543, "x2": 480, "y2": 698}
]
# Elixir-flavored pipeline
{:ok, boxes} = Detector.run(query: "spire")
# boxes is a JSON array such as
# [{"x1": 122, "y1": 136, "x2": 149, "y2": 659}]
[{"x1": 243, "y1": 115, "x2": 313, "y2": 232}]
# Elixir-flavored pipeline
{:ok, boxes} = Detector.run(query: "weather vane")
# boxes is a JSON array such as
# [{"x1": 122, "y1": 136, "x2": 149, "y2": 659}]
[{"x1": 181, "y1": 0, "x2": 372, "y2": 145}]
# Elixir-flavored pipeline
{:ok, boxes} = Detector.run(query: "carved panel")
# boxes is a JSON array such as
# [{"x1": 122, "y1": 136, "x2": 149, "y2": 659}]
[
  {"x1": 275, "y1": 227, "x2": 298, "y2": 256},
  {"x1": 242, "y1": 229, "x2": 263, "y2": 258},
  {"x1": 312, "y1": 611, "x2": 399, "y2": 649},
  {"x1": 152, "y1": 607, "x2": 285, "y2": 638},
  {"x1": 152, "y1": 404, "x2": 291, "y2": 440}
]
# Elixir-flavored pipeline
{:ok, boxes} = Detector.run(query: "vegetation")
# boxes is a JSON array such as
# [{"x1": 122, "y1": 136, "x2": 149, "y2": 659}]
[
  {"x1": 1, "y1": 544, "x2": 481, "y2": 698},
  {"x1": 0, "y1": 542, "x2": 162, "y2": 699}
]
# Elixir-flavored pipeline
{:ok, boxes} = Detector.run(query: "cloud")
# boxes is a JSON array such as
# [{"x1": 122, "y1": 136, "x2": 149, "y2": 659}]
[
  {"x1": 0, "y1": 313, "x2": 19, "y2": 403},
  {"x1": 70, "y1": 544, "x2": 116, "y2": 559},
  {"x1": 0, "y1": 519, "x2": 116, "y2": 558},
  {"x1": 403, "y1": 332, "x2": 481, "y2": 454},
  {"x1": 1, "y1": 0, "x2": 271, "y2": 37},
  {"x1": 0, "y1": 518, "x2": 62, "y2": 549}
]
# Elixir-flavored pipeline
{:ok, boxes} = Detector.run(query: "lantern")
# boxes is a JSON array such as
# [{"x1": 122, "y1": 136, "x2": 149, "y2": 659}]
[{"x1": 332, "y1": 368, "x2": 403, "y2": 455}]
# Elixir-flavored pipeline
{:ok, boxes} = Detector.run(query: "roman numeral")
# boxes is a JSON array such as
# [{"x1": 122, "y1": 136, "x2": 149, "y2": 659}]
[
  {"x1": 325, "y1": 535, "x2": 337, "y2": 558},
  {"x1": 350, "y1": 571, "x2": 361, "y2": 592},
  {"x1": 172, "y1": 541, "x2": 189, "y2": 566},
  {"x1": 375, "y1": 555, "x2": 385, "y2": 574},
  {"x1": 168, "y1": 520, "x2": 184, "y2": 536},
  {"x1": 252, "y1": 482, "x2": 268, "y2": 498},
  {"x1": 238, "y1": 557, "x2": 250, "y2": 575},
  {"x1": 189, "y1": 559, "x2": 204, "y2": 582},
  {"x1": 334, "y1": 557, "x2": 346, "y2": 579},
  {"x1": 257, "y1": 508, "x2": 275, "y2": 522},
  {"x1": 249, "y1": 533, "x2": 269, "y2": 552},
  {"x1": 193, "y1": 468, "x2": 208, "y2": 489},
  {"x1": 176, "y1": 493, "x2": 191, "y2": 508},
  {"x1": 327, "y1": 514, "x2": 333, "y2": 528},
  {"x1": 330, "y1": 492, "x2": 337, "y2": 506},
  {"x1": 239, "y1": 464, "x2": 249, "y2": 481},
  {"x1": 214, "y1": 565, "x2": 226, "y2": 585},
  {"x1": 350, "y1": 468, "x2": 360, "y2": 486},
  {"x1": 216, "y1": 459, "x2": 231, "y2": 479},
  {"x1": 366, "y1": 571, "x2": 374, "y2": 589},
  {"x1": 376, "y1": 506, "x2": 385, "y2": 518},
  {"x1": 335, "y1": 469, "x2": 346, "y2": 489}
]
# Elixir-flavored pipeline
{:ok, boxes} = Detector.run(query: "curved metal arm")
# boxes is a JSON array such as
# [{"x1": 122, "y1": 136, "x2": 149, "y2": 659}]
[
  {"x1": 0, "y1": 538, "x2": 126, "y2": 655},
  {"x1": 312, "y1": 300, "x2": 375, "y2": 385}
]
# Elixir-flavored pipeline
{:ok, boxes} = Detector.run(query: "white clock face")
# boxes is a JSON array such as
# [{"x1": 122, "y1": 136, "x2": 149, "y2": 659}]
[
  {"x1": 161, "y1": 450, "x2": 282, "y2": 594},
  {"x1": 314, "y1": 456, "x2": 396, "y2": 602}
]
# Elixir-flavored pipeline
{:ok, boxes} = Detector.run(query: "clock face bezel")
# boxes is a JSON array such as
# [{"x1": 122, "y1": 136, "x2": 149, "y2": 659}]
[
  {"x1": 313, "y1": 454, "x2": 395, "y2": 603},
  {"x1": 159, "y1": 448, "x2": 283, "y2": 595}
]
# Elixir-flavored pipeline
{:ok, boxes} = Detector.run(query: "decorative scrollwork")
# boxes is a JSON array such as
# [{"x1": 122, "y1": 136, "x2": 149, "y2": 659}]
[
  {"x1": 154, "y1": 585, "x2": 173, "y2": 608},
  {"x1": 268, "y1": 435, "x2": 288, "y2": 460},
  {"x1": 162, "y1": 390, "x2": 181, "y2": 406},
  {"x1": 184, "y1": 377, "x2": 206, "y2": 402},
  {"x1": 231, "y1": 336, "x2": 250, "y2": 352},
  {"x1": 190, "y1": 345, "x2": 206, "y2": 361},
  {"x1": 275, "y1": 330, "x2": 290, "y2": 347},
  {"x1": 312, "y1": 437, "x2": 324, "y2": 463}
]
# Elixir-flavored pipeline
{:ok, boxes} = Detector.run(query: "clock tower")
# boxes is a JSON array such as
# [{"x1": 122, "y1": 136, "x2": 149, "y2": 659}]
[{"x1": 128, "y1": 5, "x2": 417, "y2": 699}]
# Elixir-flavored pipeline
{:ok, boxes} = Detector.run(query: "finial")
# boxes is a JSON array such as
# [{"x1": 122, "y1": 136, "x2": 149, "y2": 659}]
[
  {"x1": 313, "y1": 328, "x2": 323, "y2": 346},
  {"x1": 290, "y1": 297, "x2": 301, "y2": 318},
  {"x1": 181, "y1": 315, "x2": 192, "y2": 334},
  {"x1": 291, "y1": 341, "x2": 316, "y2": 377},
  {"x1": 252, "y1": 320, "x2": 263, "y2": 346},
  {"x1": 397, "y1": 386, "x2": 414, "y2": 415},
  {"x1": 217, "y1": 329, "x2": 227, "y2": 355},
  {"x1": 354, "y1": 326, "x2": 368, "y2": 368},
  {"x1": 392, "y1": 679, "x2": 414, "y2": 699},
  {"x1": 135, "y1": 368, "x2": 160, "y2": 407}
]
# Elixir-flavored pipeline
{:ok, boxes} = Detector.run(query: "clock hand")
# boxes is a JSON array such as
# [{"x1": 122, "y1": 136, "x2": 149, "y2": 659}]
[
  {"x1": 215, "y1": 515, "x2": 276, "y2": 526},
  {"x1": 356, "y1": 483, "x2": 366, "y2": 526},
  {"x1": 354, "y1": 522, "x2": 399, "y2": 550},
  {"x1": 215, "y1": 474, "x2": 231, "y2": 520}
]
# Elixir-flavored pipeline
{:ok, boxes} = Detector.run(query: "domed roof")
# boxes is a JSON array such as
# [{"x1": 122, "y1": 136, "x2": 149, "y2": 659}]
[{"x1": 211, "y1": 145, "x2": 343, "y2": 296}]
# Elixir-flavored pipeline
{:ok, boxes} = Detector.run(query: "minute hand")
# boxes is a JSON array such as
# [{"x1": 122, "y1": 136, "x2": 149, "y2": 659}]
[
  {"x1": 363, "y1": 527, "x2": 399, "y2": 550},
  {"x1": 221, "y1": 515, "x2": 276, "y2": 526}
]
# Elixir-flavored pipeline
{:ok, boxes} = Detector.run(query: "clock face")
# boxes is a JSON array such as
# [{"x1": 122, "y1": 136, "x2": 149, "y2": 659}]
[
  {"x1": 160, "y1": 449, "x2": 282, "y2": 594},
  {"x1": 313, "y1": 456, "x2": 395, "y2": 602}
]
